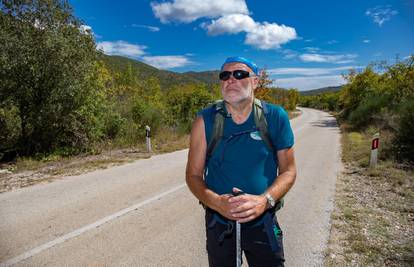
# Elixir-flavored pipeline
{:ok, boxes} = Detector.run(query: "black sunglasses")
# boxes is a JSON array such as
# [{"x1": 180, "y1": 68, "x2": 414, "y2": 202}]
[{"x1": 219, "y1": 70, "x2": 254, "y2": 81}]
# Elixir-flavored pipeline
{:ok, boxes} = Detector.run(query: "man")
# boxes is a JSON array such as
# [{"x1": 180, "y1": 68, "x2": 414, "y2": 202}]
[{"x1": 186, "y1": 57, "x2": 296, "y2": 266}]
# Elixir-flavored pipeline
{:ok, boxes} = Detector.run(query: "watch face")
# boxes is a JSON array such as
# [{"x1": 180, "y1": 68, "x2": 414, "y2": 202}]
[{"x1": 266, "y1": 194, "x2": 275, "y2": 207}]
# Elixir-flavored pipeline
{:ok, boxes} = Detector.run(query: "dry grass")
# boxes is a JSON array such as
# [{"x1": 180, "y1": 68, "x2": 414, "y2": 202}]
[
  {"x1": 0, "y1": 128, "x2": 189, "y2": 193},
  {"x1": 324, "y1": 126, "x2": 414, "y2": 266}
]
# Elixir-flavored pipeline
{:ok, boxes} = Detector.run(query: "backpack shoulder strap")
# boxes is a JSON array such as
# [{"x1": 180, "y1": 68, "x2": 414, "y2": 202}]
[
  {"x1": 253, "y1": 98, "x2": 274, "y2": 153},
  {"x1": 253, "y1": 98, "x2": 285, "y2": 211},
  {"x1": 206, "y1": 100, "x2": 227, "y2": 160}
]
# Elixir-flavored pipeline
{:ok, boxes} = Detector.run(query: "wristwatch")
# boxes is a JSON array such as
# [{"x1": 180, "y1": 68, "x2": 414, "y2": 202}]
[{"x1": 264, "y1": 193, "x2": 276, "y2": 208}]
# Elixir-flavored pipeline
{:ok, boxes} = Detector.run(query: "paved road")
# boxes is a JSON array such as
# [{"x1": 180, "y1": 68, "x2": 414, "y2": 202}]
[{"x1": 0, "y1": 107, "x2": 341, "y2": 267}]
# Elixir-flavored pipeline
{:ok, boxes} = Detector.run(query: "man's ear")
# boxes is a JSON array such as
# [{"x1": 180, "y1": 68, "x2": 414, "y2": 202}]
[{"x1": 252, "y1": 76, "x2": 259, "y2": 89}]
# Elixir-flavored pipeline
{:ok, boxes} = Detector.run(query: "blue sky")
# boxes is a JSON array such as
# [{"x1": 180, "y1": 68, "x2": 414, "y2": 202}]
[{"x1": 70, "y1": 0, "x2": 414, "y2": 91}]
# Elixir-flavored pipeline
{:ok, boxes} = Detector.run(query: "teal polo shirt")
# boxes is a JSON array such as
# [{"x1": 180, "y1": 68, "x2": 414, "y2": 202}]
[{"x1": 198, "y1": 102, "x2": 294, "y2": 196}]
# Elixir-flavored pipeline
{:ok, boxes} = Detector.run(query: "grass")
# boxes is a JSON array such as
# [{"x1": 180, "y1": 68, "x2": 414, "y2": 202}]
[
  {"x1": 324, "y1": 125, "x2": 414, "y2": 266},
  {"x1": 0, "y1": 127, "x2": 189, "y2": 193}
]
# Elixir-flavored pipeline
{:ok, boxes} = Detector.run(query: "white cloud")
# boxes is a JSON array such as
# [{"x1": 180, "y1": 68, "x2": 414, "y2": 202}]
[
  {"x1": 363, "y1": 39, "x2": 370, "y2": 43},
  {"x1": 299, "y1": 53, "x2": 357, "y2": 64},
  {"x1": 282, "y1": 49, "x2": 298, "y2": 59},
  {"x1": 79, "y1": 25, "x2": 102, "y2": 39},
  {"x1": 204, "y1": 14, "x2": 255, "y2": 35},
  {"x1": 97, "y1": 41, "x2": 146, "y2": 58},
  {"x1": 268, "y1": 66, "x2": 357, "y2": 76},
  {"x1": 245, "y1": 22, "x2": 297, "y2": 49},
  {"x1": 274, "y1": 75, "x2": 346, "y2": 91},
  {"x1": 131, "y1": 24, "x2": 160, "y2": 32},
  {"x1": 79, "y1": 25, "x2": 92, "y2": 34},
  {"x1": 303, "y1": 47, "x2": 319, "y2": 53},
  {"x1": 151, "y1": 0, "x2": 296, "y2": 49},
  {"x1": 327, "y1": 40, "x2": 338, "y2": 45},
  {"x1": 204, "y1": 14, "x2": 297, "y2": 49},
  {"x1": 366, "y1": 5, "x2": 398, "y2": 26},
  {"x1": 142, "y1": 55, "x2": 193, "y2": 69},
  {"x1": 151, "y1": 0, "x2": 248, "y2": 23}
]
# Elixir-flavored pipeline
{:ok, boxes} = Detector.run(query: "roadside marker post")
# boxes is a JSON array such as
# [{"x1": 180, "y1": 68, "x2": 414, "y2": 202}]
[
  {"x1": 145, "y1": 125, "x2": 152, "y2": 152},
  {"x1": 370, "y1": 133, "x2": 379, "y2": 168}
]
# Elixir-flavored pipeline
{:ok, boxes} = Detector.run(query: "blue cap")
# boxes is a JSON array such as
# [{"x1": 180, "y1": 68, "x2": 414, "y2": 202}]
[{"x1": 221, "y1": 56, "x2": 259, "y2": 75}]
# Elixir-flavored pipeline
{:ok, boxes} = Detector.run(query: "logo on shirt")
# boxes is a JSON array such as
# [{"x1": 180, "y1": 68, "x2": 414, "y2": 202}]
[{"x1": 250, "y1": 131, "x2": 262, "y2": 141}]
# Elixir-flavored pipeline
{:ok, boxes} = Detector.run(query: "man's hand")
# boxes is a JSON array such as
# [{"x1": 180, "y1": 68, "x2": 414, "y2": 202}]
[
  {"x1": 213, "y1": 194, "x2": 239, "y2": 220},
  {"x1": 227, "y1": 187, "x2": 268, "y2": 223}
]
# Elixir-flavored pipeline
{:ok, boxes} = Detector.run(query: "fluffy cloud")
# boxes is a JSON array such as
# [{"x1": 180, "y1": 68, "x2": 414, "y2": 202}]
[
  {"x1": 366, "y1": 5, "x2": 398, "y2": 26},
  {"x1": 204, "y1": 14, "x2": 297, "y2": 49},
  {"x1": 97, "y1": 41, "x2": 146, "y2": 58},
  {"x1": 151, "y1": 0, "x2": 248, "y2": 23},
  {"x1": 245, "y1": 22, "x2": 297, "y2": 49},
  {"x1": 142, "y1": 55, "x2": 193, "y2": 69},
  {"x1": 363, "y1": 39, "x2": 371, "y2": 43},
  {"x1": 274, "y1": 75, "x2": 347, "y2": 91},
  {"x1": 151, "y1": 1, "x2": 296, "y2": 49},
  {"x1": 299, "y1": 53, "x2": 357, "y2": 64},
  {"x1": 204, "y1": 14, "x2": 255, "y2": 35}
]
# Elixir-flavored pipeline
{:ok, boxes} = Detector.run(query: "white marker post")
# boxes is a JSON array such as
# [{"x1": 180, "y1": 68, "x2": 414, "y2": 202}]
[
  {"x1": 370, "y1": 133, "x2": 379, "y2": 168},
  {"x1": 145, "y1": 125, "x2": 151, "y2": 152}
]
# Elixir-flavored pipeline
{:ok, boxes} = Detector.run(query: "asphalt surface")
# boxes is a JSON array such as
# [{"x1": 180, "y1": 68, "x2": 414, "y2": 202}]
[{"x1": 0, "y1": 107, "x2": 341, "y2": 267}]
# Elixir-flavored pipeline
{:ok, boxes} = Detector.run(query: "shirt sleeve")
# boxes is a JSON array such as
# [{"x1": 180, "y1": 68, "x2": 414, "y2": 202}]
[{"x1": 273, "y1": 106, "x2": 294, "y2": 151}]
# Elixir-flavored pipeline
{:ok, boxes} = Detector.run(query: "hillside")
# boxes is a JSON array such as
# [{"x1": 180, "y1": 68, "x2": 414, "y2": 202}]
[
  {"x1": 100, "y1": 54, "x2": 220, "y2": 88},
  {"x1": 300, "y1": 85, "x2": 343, "y2": 96}
]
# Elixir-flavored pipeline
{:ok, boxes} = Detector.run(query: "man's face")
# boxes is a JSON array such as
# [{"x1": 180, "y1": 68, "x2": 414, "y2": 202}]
[{"x1": 220, "y1": 62, "x2": 258, "y2": 104}]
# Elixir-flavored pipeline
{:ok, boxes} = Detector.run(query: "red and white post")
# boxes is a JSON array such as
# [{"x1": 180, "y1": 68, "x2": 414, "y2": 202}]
[{"x1": 370, "y1": 133, "x2": 380, "y2": 168}]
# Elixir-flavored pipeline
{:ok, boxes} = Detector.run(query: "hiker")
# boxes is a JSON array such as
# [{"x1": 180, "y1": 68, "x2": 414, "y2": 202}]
[{"x1": 186, "y1": 56, "x2": 297, "y2": 266}]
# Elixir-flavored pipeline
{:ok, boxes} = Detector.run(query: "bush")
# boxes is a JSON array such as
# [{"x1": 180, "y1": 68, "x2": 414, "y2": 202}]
[
  {"x1": 104, "y1": 111, "x2": 125, "y2": 139},
  {"x1": 348, "y1": 93, "x2": 390, "y2": 129},
  {"x1": 393, "y1": 99, "x2": 414, "y2": 162},
  {"x1": 167, "y1": 84, "x2": 214, "y2": 130},
  {"x1": 0, "y1": 103, "x2": 21, "y2": 160},
  {"x1": 131, "y1": 98, "x2": 165, "y2": 137}
]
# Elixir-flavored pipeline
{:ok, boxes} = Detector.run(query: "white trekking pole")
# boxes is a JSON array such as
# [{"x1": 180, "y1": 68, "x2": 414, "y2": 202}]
[
  {"x1": 236, "y1": 219, "x2": 241, "y2": 267},
  {"x1": 232, "y1": 190, "x2": 244, "y2": 267}
]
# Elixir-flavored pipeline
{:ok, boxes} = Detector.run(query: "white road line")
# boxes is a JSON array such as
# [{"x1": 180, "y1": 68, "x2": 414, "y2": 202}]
[{"x1": 0, "y1": 184, "x2": 186, "y2": 267}]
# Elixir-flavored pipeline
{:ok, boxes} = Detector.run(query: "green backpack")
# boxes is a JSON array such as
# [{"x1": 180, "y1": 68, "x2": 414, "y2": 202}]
[{"x1": 205, "y1": 98, "x2": 284, "y2": 211}]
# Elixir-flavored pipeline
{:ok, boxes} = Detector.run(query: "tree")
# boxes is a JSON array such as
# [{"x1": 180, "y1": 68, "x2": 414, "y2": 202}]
[
  {"x1": 0, "y1": 0, "x2": 102, "y2": 156},
  {"x1": 255, "y1": 68, "x2": 274, "y2": 103},
  {"x1": 167, "y1": 84, "x2": 214, "y2": 132}
]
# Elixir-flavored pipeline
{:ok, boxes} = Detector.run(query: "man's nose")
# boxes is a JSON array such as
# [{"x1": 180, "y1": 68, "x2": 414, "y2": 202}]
[{"x1": 227, "y1": 74, "x2": 237, "y2": 83}]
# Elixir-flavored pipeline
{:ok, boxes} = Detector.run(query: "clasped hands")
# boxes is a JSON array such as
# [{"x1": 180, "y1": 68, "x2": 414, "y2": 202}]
[{"x1": 215, "y1": 187, "x2": 268, "y2": 223}]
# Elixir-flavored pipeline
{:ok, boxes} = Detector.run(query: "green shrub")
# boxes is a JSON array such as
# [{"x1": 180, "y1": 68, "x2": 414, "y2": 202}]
[
  {"x1": 131, "y1": 98, "x2": 164, "y2": 136},
  {"x1": 104, "y1": 111, "x2": 125, "y2": 139},
  {"x1": 0, "y1": 103, "x2": 21, "y2": 159},
  {"x1": 348, "y1": 93, "x2": 390, "y2": 129},
  {"x1": 393, "y1": 99, "x2": 414, "y2": 162}
]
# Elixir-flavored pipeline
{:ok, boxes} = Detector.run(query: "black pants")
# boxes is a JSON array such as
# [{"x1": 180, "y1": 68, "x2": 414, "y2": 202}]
[{"x1": 205, "y1": 210, "x2": 285, "y2": 267}]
